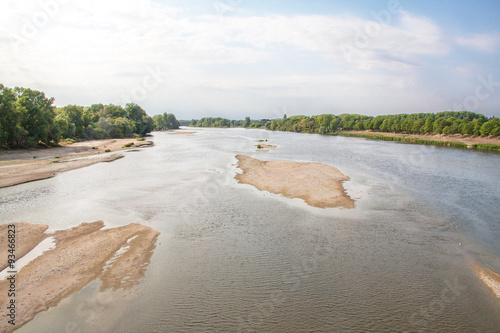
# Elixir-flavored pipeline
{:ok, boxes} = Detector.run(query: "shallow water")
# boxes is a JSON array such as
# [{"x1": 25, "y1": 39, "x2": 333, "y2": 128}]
[{"x1": 1, "y1": 128, "x2": 500, "y2": 332}]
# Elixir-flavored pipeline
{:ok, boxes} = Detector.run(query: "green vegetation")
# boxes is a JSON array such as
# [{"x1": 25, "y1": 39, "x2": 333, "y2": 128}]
[
  {"x1": 189, "y1": 117, "x2": 270, "y2": 128},
  {"x1": 123, "y1": 142, "x2": 134, "y2": 148},
  {"x1": 137, "y1": 137, "x2": 145, "y2": 141},
  {"x1": 266, "y1": 112, "x2": 500, "y2": 136},
  {"x1": 189, "y1": 112, "x2": 499, "y2": 137},
  {"x1": 105, "y1": 149, "x2": 111, "y2": 152},
  {"x1": 0, "y1": 84, "x2": 180, "y2": 149},
  {"x1": 339, "y1": 132, "x2": 470, "y2": 148},
  {"x1": 187, "y1": 112, "x2": 500, "y2": 151},
  {"x1": 472, "y1": 144, "x2": 500, "y2": 151},
  {"x1": 152, "y1": 112, "x2": 180, "y2": 130}
]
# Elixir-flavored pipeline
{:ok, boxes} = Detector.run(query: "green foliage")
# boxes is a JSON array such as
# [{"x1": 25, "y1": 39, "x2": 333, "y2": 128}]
[
  {"x1": 189, "y1": 117, "x2": 270, "y2": 128},
  {"x1": 471, "y1": 144, "x2": 500, "y2": 151},
  {"x1": 0, "y1": 84, "x2": 171, "y2": 148},
  {"x1": 123, "y1": 142, "x2": 134, "y2": 148},
  {"x1": 266, "y1": 111, "x2": 497, "y2": 137},
  {"x1": 152, "y1": 112, "x2": 180, "y2": 130}
]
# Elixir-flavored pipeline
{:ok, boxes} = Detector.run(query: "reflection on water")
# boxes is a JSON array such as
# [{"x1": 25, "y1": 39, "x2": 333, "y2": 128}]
[{"x1": 2, "y1": 128, "x2": 500, "y2": 332}]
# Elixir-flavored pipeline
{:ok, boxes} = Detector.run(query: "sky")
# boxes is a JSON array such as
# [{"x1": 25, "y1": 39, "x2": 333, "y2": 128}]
[{"x1": 1, "y1": 0, "x2": 500, "y2": 120}]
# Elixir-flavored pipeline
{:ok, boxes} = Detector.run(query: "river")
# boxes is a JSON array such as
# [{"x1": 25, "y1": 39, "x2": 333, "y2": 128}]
[{"x1": 1, "y1": 128, "x2": 500, "y2": 332}]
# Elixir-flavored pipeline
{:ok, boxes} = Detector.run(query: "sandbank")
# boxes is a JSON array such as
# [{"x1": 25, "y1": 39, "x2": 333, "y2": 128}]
[
  {"x1": 256, "y1": 144, "x2": 277, "y2": 150},
  {"x1": 0, "y1": 221, "x2": 160, "y2": 333},
  {"x1": 0, "y1": 138, "x2": 153, "y2": 188},
  {"x1": 474, "y1": 264, "x2": 500, "y2": 298},
  {"x1": 0, "y1": 223, "x2": 48, "y2": 272},
  {"x1": 235, "y1": 155, "x2": 354, "y2": 208}
]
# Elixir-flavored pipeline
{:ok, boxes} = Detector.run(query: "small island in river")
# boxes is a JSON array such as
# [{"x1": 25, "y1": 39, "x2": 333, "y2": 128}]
[
  {"x1": 0, "y1": 221, "x2": 160, "y2": 333},
  {"x1": 235, "y1": 155, "x2": 354, "y2": 209}
]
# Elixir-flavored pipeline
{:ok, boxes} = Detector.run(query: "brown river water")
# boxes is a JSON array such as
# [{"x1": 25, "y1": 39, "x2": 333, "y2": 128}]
[{"x1": 1, "y1": 128, "x2": 499, "y2": 332}]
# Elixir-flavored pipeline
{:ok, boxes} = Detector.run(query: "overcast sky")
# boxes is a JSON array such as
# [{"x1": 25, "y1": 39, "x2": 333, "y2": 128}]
[{"x1": 1, "y1": 0, "x2": 500, "y2": 119}]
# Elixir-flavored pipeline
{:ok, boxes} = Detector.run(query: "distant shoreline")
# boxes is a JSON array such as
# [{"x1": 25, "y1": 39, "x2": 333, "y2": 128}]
[{"x1": 337, "y1": 130, "x2": 500, "y2": 151}]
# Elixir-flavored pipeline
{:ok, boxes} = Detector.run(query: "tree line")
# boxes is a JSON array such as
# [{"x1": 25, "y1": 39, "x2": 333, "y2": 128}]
[
  {"x1": 189, "y1": 116, "x2": 267, "y2": 128},
  {"x1": 190, "y1": 111, "x2": 500, "y2": 136},
  {"x1": 0, "y1": 84, "x2": 179, "y2": 148}
]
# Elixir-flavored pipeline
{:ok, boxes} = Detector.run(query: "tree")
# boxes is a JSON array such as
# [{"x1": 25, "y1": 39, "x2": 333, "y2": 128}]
[
  {"x1": 0, "y1": 85, "x2": 19, "y2": 146},
  {"x1": 480, "y1": 118, "x2": 500, "y2": 135},
  {"x1": 244, "y1": 116, "x2": 251, "y2": 128},
  {"x1": 0, "y1": 84, "x2": 164, "y2": 147},
  {"x1": 152, "y1": 113, "x2": 180, "y2": 131},
  {"x1": 57, "y1": 105, "x2": 84, "y2": 137},
  {"x1": 14, "y1": 87, "x2": 56, "y2": 146}
]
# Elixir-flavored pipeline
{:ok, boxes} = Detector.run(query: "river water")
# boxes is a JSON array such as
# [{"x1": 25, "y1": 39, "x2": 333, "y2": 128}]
[{"x1": 1, "y1": 128, "x2": 500, "y2": 332}]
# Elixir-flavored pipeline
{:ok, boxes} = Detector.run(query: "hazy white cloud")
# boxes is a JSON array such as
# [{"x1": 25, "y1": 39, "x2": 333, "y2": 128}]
[
  {"x1": 455, "y1": 33, "x2": 500, "y2": 52},
  {"x1": 0, "y1": 0, "x2": 499, "y2": 118}
]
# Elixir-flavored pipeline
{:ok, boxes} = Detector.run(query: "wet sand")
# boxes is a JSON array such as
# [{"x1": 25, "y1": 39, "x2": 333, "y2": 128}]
[
  {"x1": 0, "y1": 138, "x2": 153, "y2": 188},
  {"x1": 474, "y1": 264, "x2": 500, "y2": 298},
  {"x1": 0, "y1": 221, "x2": 160, "y2": 333},
  {"x1": 0, "y1": 223, "x2": 48, "y2": 272},
  {"x1": 235, "y1": 155, "x2": 354, "y2": 209}
]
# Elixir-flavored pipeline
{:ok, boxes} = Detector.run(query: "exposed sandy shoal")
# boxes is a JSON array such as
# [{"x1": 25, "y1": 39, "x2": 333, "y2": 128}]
[
  {"x1": 346, "y1": 130, "x2": 500, "y2": 146},
  {"x1": 0, "y1": 223, "x2": 48, "y2": 272},
  {"x1": 256, "y1": 144, "x2": 277, "y2": 149},
  {"x1": 473, "y1": 264, "x2": 500, "y2": 298},
  {"x1": 0, "y1": 138, "x2": 152, "y2": 188},
  {"x1": 0, "y1": 221, "x2": 160, "y2": 333},
  {"x1": 235, "y1": 155, "x2": 354, "y2": 209},
  {"x1": 168, "y1": 131, "x2": 196, "y2": 135},
  {"x1": 0, "y1": 155, "x2": 124, "y2": 188}
]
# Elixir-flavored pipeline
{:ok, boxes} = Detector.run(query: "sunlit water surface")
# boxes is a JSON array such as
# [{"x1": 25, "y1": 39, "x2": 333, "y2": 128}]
[{"x1": 1, "y1": 128, "x2": 500, "y2": 332}]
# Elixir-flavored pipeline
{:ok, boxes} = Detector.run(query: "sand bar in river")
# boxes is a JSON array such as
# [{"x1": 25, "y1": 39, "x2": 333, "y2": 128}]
[
  {"x1": 235, "y1": 155, "x2": 354, "y2": 209},
  {"x1": 0, "y1": 221, "x2": 160, "y2": 333}
]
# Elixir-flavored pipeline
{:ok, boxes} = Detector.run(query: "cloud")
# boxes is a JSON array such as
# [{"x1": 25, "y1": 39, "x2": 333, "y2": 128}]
[
  {"x1": 0, "y1": 0, "x2": 499, "y2": 117},
  {"x1": 455, "y1": 33, "x2": 500, "y2": 52}
]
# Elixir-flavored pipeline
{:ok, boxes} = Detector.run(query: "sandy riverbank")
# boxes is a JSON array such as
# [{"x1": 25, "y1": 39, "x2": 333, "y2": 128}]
[
  {"x1": 0, "y1": 221, "x2": 160, "y2": 333},
  {"x1": 235, "y1": 155, "x2": 354, "y2": 209},
  {"x1": 344, "y1": 130, "x2": 500, "y2": 147},
  {"x1": 0, "y1": 138, "x2": 153, "y2": 188},
  {"x1": 474, "y1": 264, "x2": 500, "y2": 298}
]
